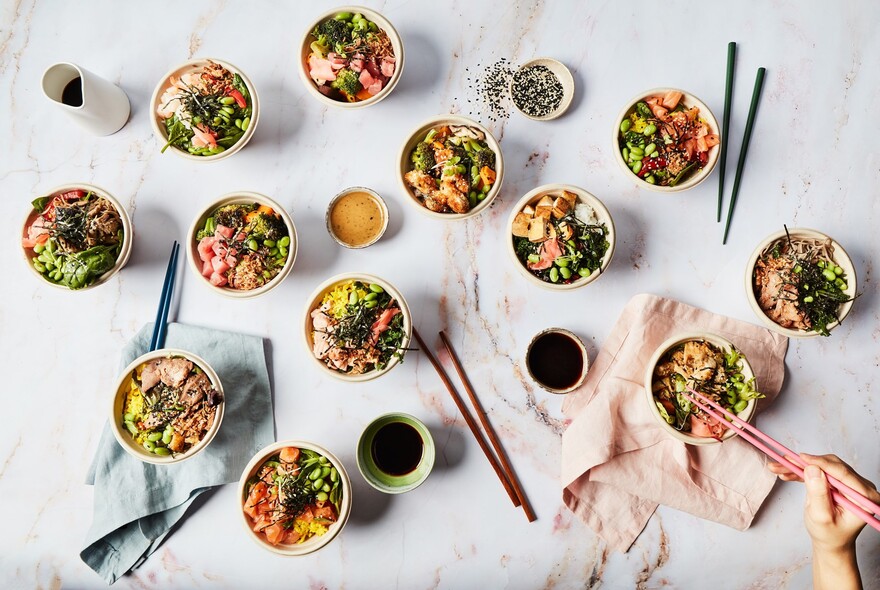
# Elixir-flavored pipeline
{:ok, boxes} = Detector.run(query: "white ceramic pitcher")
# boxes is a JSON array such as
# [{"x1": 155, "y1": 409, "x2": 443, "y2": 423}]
[{"x1": 41, "y1": 62, "x2": 130, "y2": 136}]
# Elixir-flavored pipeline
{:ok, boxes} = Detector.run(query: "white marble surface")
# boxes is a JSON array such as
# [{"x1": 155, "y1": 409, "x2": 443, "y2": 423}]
[{"x1": 1, "y1": 0, "x2": 879, "y2": 588}]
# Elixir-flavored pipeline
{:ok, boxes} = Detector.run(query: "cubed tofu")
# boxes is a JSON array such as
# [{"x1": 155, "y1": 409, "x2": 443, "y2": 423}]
[
  {"x1": 528, "y1": 217, "x2": 548, "y2": 242},
  {"x1": 511, "y1": 212, "x2": 531, "y2": 238},
  {"x1": 546, "y1": 223, "x2": 557, "y2": 240},
  {"x1": 558, "y1": 221, "x2": 573, "y2": 241},
  {"x1": 560, "y1": 190, "x2": 578, "y2": 208},
  {"x1": 551, "y1": 197, "x2": 571, "y2": 219},
  {"x1": 522, "y1": 204, "x2": 536, "y2": 216},
  {"x1": 535, "y1": 195, "x2": 554, "y2": 220}
]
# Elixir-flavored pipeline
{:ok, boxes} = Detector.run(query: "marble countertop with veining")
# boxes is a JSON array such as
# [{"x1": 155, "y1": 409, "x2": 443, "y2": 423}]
[{"x1": 1, "y1": 0, "x2": 878, "y2": 588}]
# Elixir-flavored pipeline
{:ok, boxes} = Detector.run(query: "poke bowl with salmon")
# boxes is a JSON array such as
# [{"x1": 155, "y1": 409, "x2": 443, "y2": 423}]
[
  {"x1": 614, "y1": 88, "x2": 720, "y2": 191},
  {"x1": 507, "y1": 184, "x2": 614, "y2": 290},
  {"x1": 187, "y1": 192, "x2": 296, "y2": 298},
  {"x1": 21, "y1": 184, "x2": 132, "y2": 291},
  {"x1": 645, "y1": 333, "x2": 761, "y2": 445},
  {"x1": 399, "y1": 115, "x2": 503, "y2": 219},
  {"x1": 300, "y1": 7, "x2": 403, "y2": 108},
  {"x1": 110, "y1": 349, "x2": 224, "y2": 464},
  {"x1": 304, "y1": 273, "x2": 411, "y2": 382},
  {"x1": 746, "y1": 227, "x2": 857, "y2": 338},
  {"x1": 151, "y1": 58, "x2": 258, "y2": 161},
  {"x1": 239, "y1": 440, "x2": 352, "y2": 556}
]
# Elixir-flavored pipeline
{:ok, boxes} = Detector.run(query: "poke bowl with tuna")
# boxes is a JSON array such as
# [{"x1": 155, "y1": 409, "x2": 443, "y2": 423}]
[
  {"x1": 111, "y1": 349, "x2": 224, "y2": 464},
  {"x1": 21, "y1": 184, "x2": 132, "y2": 291},
  {"x1": 399, "y1": 115, "x2": 503, "y2": 219},
  {"x1": 300, "y1": 7, "x2": 403, "y2": 107},
  {"x1": 507, "y1": 184, "x2": 614, "y2": 290},
  {"x1": 187, "y1": 192, "x2": 297, "y2": 298},
  {"x1": 304, "y1": 273, "x2": 411, "y2": 382},
  {"x1": 614, "y1": 88, "x2": 720, "y2": 191}
]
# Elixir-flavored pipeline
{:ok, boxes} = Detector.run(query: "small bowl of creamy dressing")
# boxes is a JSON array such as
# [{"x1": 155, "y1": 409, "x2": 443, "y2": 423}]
[{"x1": 326, "y1": 187, "x2": 389, "y2": 249}]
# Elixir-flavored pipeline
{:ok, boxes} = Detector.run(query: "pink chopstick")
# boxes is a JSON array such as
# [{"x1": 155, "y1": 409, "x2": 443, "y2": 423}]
[{"x1": 680, "y1": 386, "x2": 880, "y2": 534}]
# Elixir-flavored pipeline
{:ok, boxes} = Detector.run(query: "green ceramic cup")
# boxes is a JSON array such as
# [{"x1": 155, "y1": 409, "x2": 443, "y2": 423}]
[{"x1": 357, "y1": 413, "x2": 435, "y2": 494}]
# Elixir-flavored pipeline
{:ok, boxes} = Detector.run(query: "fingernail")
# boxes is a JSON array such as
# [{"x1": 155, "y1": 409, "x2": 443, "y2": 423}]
[{"x1": 805, "y1": 465, "x2": 822, "y2": 480}]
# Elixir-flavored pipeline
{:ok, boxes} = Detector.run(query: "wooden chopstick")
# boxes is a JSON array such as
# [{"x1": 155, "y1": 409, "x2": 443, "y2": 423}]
[
  {"x1": 717, "y1": 41, "x2": 736, "y2": 223},
  {"x1": 149, "y1": 241, "x2": 179, "y2": 352},
  {"x1": 411, "y1": 328, "x2": 521, "y2": 509},
  {"x1": 438, "y1": 331, "x2": 537, "y2": 522},
  {"x1": 722, "y1": 66, "x2": 766, "y2": 244},
  {"x1": 681, "y1": 387, "x2": 880, "y2": 533}
]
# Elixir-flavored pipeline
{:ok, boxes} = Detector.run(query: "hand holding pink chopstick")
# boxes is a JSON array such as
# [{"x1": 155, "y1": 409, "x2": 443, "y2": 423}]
[{"x1": 679, "y1": 386, "x2": 880, "y2": 534}]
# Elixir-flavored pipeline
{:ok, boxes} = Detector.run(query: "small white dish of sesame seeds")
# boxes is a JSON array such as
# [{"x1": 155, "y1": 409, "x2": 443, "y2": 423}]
[{"x1": 510, "y1": 58, "x2": 574, "y2": 121}]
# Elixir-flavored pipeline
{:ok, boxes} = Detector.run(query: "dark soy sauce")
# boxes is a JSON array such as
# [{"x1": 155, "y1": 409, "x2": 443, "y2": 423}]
[
  {"x1": 62, "y1": 77, "x2": 83, "y2": 107},
  {"x1": 371, "y1": 422, "x2": 423, "y2": 476},
  {"x1": 527, "y1": 331, "x2": 584, "y2": 390}
]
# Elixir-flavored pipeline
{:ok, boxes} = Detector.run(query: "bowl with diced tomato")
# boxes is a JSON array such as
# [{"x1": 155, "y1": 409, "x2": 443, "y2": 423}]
[
  {"x1": 186, "y1": 192, "x2": 297, "y2": 299},
  {"x1": 614, "y1": 88, "x2": 720, "y2": 192},
  {"x1": 239, "y1": 440, "x2": 352, "y2": 556}
]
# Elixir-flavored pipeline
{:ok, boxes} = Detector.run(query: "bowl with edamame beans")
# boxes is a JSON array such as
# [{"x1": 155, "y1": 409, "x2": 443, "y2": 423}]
[
  {"x1": 111, "y1": 349, "x2": 225, "y2": 464},
  {"x1": 150, "y1": 58, "x2": 259, "y2": 161},
  {"x1": 186, "y1": 192, "x2": 297, "y2": 298},
  {"x1": 644, "y1": 333, "x2": 758, "y2": 445},
  {"x1": 21, "y1": 183, "x2": 133, "y2": 291},
  {"x1": 614, "y1": 88, "x2": 720, "y2": 192}
]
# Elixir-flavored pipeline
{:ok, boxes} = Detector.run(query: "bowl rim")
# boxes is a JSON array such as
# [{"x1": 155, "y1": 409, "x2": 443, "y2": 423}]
[
  {"x1": 397, "y1": 114, "x2": 504, "y2": 220},
  {"x1": 325, "y1": 186, "x2": 389, "y2": 249},
  {"x1": 356, "y1": 412, "x2": 435, "y2": 494},
  {"x1": 109, "y1": 348, "x2": 225, "y2": 464},
  {"x1": 297, "y1": 5, "x2": 404, "y2": 109},
  {"x1": 744, "y1": 227, "x2": 857, "y2": 338},
  {"x1": 643, "y1": 332, "x2": 757, "y2": 445},
  {"x1": 185, "y1": 191, "x2": 297, "y2": 299},
  {"x1": 149, "y1": 57, "x2": 260, "y2": 162},
  {"x1": 21, "y1": 183, "x2": 133, "y2": 291},
  {"x1": 302, "y1": 272, "x2": 412, "y2": 382},
  {"x1": 506, "y1": 183, "x2": 616, "y2": 291},
  {"x1": 237, "y1": 439, "x2": 353, "y2": 556},
  {"x1": 612, "y1": 87, "x2": 720, "y2": 193},
  {"x1": 524, "y1": 327, "x2": 590, "y2": 394},
  {"x1": 509, "y1": 57, "x2": 575, "y2": 121}
]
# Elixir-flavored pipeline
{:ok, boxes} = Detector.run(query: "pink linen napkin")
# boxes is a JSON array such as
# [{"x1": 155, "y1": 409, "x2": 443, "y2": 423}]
[{"x1": 561, "y1": 293, "x2": 789, "y2": 552}]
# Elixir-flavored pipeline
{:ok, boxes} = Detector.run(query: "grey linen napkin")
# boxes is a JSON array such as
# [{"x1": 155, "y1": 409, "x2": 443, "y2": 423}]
[{"x1": 81, "y1": 322, "x2": 274, "y2": 584}]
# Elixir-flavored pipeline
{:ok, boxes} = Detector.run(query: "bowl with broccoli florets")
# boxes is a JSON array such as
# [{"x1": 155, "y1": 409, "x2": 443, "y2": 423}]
[{"x1": 187, "y1": 192, "x2": 297, "y2": 298}]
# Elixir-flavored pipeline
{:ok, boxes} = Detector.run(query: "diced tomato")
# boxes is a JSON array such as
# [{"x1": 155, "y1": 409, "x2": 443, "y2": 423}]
[{"x1": 228, "y1": 88, "x2": 247, "y2": 108}]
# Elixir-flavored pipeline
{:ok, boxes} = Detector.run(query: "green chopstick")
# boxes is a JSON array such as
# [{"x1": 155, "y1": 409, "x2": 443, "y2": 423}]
[
  {"x1": 717, "y1": 42, "x2": 736, "y2": 222},
  {"x1": 722, "y1": 67, "x2": 766, "y2": 245}
]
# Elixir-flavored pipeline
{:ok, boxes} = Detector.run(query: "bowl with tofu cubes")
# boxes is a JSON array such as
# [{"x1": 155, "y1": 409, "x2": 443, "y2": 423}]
[{"x1": 507, "y1": 184, "x2": 615, "y2": 290}]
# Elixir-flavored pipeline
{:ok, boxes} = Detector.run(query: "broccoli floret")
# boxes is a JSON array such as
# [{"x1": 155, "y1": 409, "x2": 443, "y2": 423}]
[
  {"x1": 474, "y1": 149, "x2": 496, "y2": 171},
  {"x1": 331, "y1": 68, "x2": 361, "y2": 101},
  {"x1": 623, "y1": 130, "x2": 646, "y2": 148},
  {"x1": 411, "y1": 142, "x2": 435, "y2": 172},
  {"x1": 248, "y1": 212, "x2": 287, "y2": 241},
  {"x1": 214, "y1": 205, "x2": 247, "y2": 228},
  {"x1": 313, "y1": 19, "x2": 350, "y2": 49}
]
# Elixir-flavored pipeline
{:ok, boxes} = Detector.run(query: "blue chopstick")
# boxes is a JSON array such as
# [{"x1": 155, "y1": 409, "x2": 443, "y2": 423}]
[{"x1": 149, "y1": 241, "x2": 180, "y2": 351}]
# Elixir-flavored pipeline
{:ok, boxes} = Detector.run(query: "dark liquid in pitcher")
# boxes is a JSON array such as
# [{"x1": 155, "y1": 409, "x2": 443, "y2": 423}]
[
  {"x1": 527, "y1": 331, "x2": 584, "y2": 390},
  {"x1": 62, "y1": 77, "x2": 83, "y2": 107},
  {"x1": 371, "y1": 422, "x2": 423, "y2": 476}
]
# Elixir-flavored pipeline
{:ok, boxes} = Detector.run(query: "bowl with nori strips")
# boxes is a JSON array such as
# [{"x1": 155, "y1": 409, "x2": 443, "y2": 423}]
[
  {"x1": 613, "y1": 88, "x2": 720, "y2": 193},
  {"x1": 21, "y1": 183, "x2": 133, "y2": 291},
  {"x1": 150, "y1": 58, "x2": 259, "y2": 162},
  {"x1": 745, "y1": 228, "x2": 857, "y2": 338},
  {"x1": 238, "y1": 440, "x2": 352, "y2": 556}
]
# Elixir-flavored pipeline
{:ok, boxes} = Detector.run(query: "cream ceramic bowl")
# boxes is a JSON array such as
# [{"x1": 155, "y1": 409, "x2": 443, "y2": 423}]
[
  {"x1": 325, "y1": 186, "x2": 389, "y2": 249},
  {"x1": 238, "y1": 440, "x2": 352, "y2": 556},
  {"x1": 644, "y1": 333, "x2": 757, "y2": 446},
  {"x1": 745, "y1": 228, "x2": 857, "y2": 338},
  {"x1": 21, "y1": 183, "x2": 133, "y2": 291},
  {"x1": 110, "y1": 348, "x2": 225, "y2": 464},
  {"x1": 303, "y1": 273, "x2": 412, "y2": 382},
  {"x1": 298, "y1": 6, "x2": 404, "y2": 109},
  {"x1": 398, "y1": 115, "x2": 504, "y2": 220},
  {"x1": 510, "y1": 58, "x2": 575, "y2": 121},
  {"x1": 613, "y1": 87, "x2": 720, "y2": 192},
  {"x1": 186, "y1": 192, "x2": 297, "y2": 299},
  {"x1": 506, "y1": 183, "x2": 615, "y2": 291},
  {"x1": 150, "y1": 58, "x2": 259, "y2": 162}
]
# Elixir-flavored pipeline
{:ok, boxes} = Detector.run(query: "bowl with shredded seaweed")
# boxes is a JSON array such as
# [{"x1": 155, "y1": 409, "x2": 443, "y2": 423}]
[
  {"x1": 746, "y1": 227, "x2": 857, "y2": 338},
  {"x1": 21, "y1": 183, "x2": 132, "y2": 291},
  {"x1": 303, "y1": 273, "x2": 412, "y2": 382}
]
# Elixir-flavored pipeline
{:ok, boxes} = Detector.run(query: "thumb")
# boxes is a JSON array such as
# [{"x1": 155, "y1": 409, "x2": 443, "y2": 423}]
[{"x1": 804, "y1": 465, "x2": 834, "y2": 524}]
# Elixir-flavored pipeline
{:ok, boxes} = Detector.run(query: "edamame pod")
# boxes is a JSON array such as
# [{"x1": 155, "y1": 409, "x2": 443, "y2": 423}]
[
  {"x1": 364, "y1": 292, "x2": 378, "y2": 301},
  {"x1": 144, "y1": 441, "x2": 156, "y2": 451},
  {"x1": 369, "y1": 283, "x2": 384, "y2": 293},
  {"x1": 348, "y1": 292, "x2": 359, "y2": 305},
  {"x1": 643, "y1": 124, "x2": 657, "y2": 136},
  {"x1": 334, "y1": 11, "x2": 353, "y2": 20},
  {"x1": 279, "y1": 236, "x2": 290, "y2": 247},
  {"x1": 220, "y1": 96, "x2": 236, "y2": 105},
  {"x1": 147, "y1": 432, "x2": 163, "y2": 442},
  {"x1": 242, "y1": 117, "x2": 250, "y2": 131},
  {"x1": 153, "y1": 447, "x2": 171, "y2": 456},
  {"x1": 620, "y1": 119, "x2": 632, "y2": 133},
  {"x1": 550, "y1": 267, "x2": 559, "y2": 283}
]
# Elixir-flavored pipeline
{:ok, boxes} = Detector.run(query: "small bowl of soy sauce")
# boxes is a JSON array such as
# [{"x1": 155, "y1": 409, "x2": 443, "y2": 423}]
[
  {"x1": 525, "y1": 328, "x2": 589, "y2": 394},
  {"x1": 357, "y1": 413, "x2": 435, "y2": 494}
]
